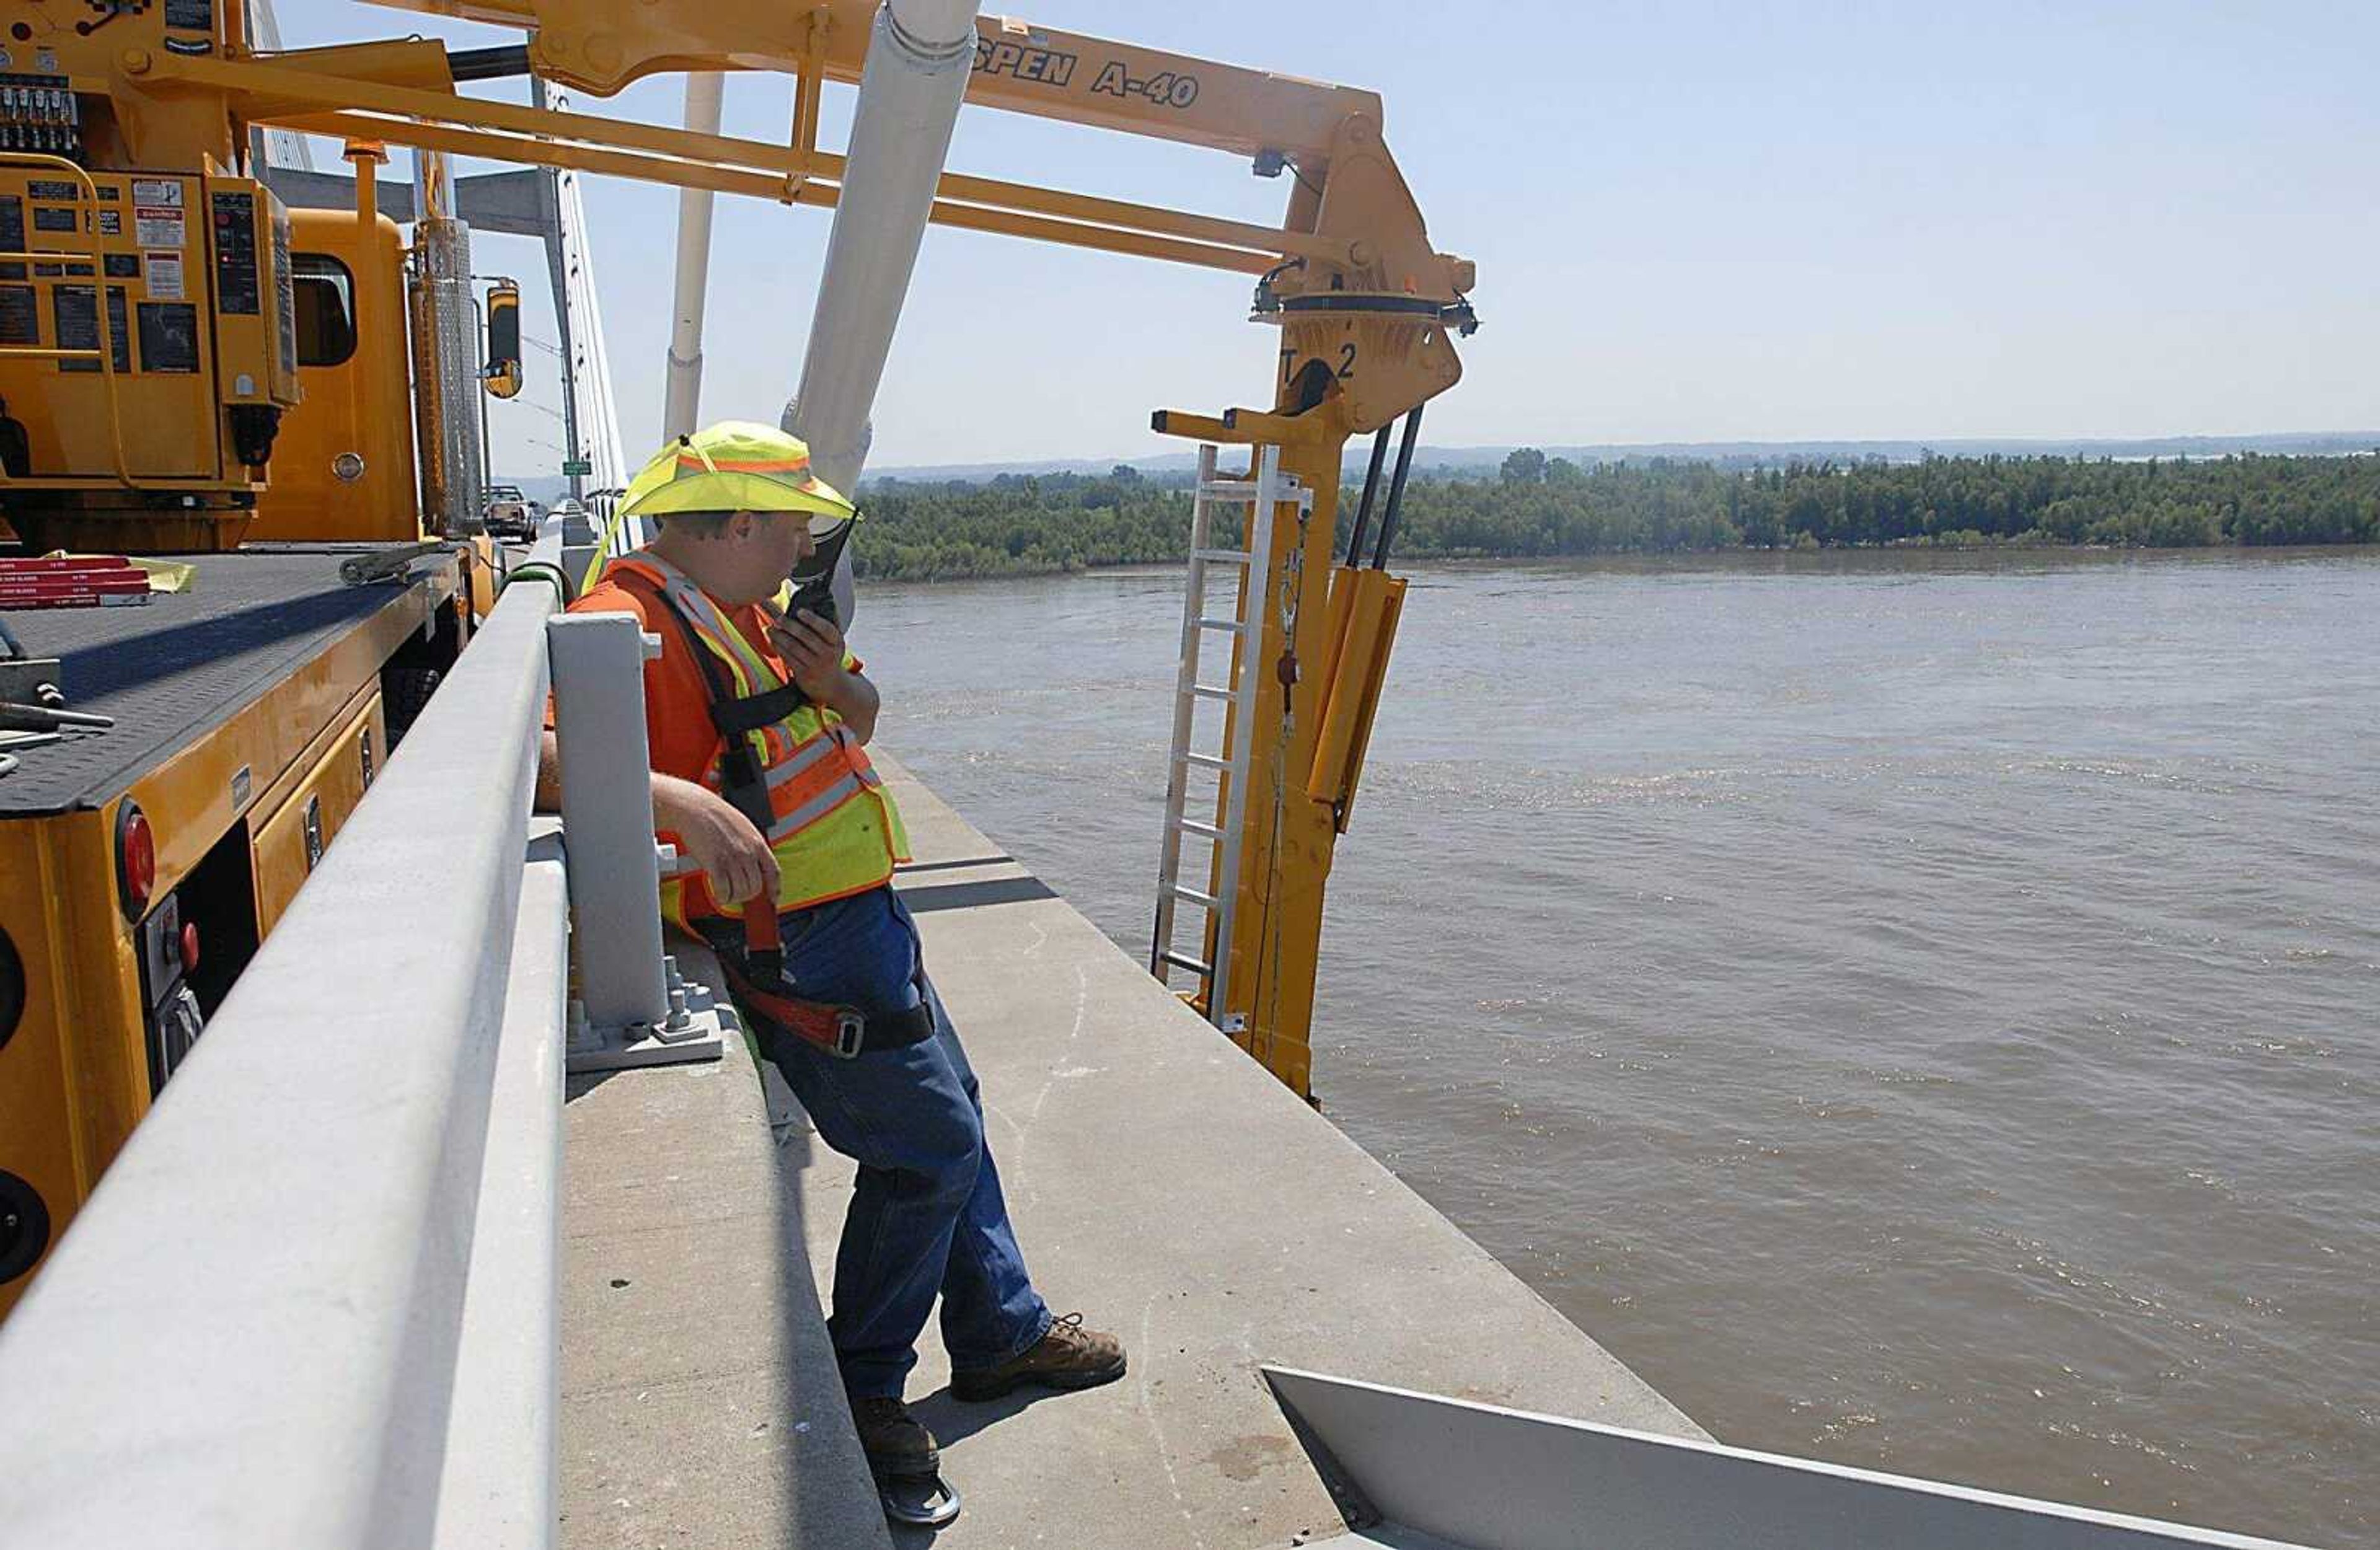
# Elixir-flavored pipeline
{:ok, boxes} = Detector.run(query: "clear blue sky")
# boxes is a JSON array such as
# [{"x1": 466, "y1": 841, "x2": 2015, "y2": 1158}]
[{"x1": 288, "y1": 1, "x2": 2380, "y2": 475}]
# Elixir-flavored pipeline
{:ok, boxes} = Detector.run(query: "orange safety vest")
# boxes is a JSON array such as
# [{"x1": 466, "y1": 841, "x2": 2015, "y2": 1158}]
[{"x1": 605, "y1": 553, "x2": 910, "y2": 930}]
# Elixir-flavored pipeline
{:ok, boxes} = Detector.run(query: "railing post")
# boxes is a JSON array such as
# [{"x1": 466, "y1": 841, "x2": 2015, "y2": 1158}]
[{"x1": 544, "y1": 610, "x2": 734, "y2": 1070}]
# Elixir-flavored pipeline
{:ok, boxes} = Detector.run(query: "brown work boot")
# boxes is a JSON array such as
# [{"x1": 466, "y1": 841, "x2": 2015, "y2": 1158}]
[
  {"x1": 851, "y1": 1396, "x2": 938, "y2": 1479},
  {"x1": 950, "y1": 1312, "x2": 1127, "y2": 1402}
]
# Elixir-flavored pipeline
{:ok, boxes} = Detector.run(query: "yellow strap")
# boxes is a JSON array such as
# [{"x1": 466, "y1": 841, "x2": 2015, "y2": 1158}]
[
  {"x1": 578, "y1": 504, "x2": 630, "y2": 594},
  {"x1": 652, "y1": 566, "x2": 772, "y2": 688}
]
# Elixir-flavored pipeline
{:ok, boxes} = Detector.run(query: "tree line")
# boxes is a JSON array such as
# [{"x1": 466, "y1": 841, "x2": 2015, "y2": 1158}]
[{"x1": 847, "y1": 451, "x2": 2380, "y2": 581}]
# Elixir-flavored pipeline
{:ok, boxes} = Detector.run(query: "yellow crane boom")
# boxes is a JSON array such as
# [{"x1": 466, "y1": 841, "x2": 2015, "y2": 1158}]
[{"x1": 42, "y1": 0, "x2": 1479, "y2": 1096}]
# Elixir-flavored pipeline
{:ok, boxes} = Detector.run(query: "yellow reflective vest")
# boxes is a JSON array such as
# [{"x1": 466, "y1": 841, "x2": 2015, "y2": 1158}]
[{"x1": 606, "y1": 553, "x2": 910, "y2": 928}]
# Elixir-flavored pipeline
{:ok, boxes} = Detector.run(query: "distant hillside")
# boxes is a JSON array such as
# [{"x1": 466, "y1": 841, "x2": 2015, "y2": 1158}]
[
  {"x1": 498, "y1": 431, "x2": 2380, "y2": 499},
  {"x1": 1476, "y1": 431, "x2": 2380, "y2": 472},
  {"x1": 855, "y1": 431, "x2": 2380, "y2": 485},
  {"x1": 503, "y1": 475, "x2": 576, "y2": 508},
  {"x1": 832, "y1": 450, "x2": 2380, "y2": 581}
]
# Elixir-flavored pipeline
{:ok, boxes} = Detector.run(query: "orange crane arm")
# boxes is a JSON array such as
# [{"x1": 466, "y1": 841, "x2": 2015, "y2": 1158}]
[
  {"x1": 120, "y1": 0, "x2": 1471, "y2": 1098},
  {"x1": 372, "y1": 1, "x2": 1381, "y2": 163},
  {"x1": 123, "y1": 2, "x2": 1473, "y2": 428}
]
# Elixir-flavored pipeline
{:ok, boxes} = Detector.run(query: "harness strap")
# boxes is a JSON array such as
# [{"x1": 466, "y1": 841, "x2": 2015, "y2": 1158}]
[
  {"x1": 741, "y1": 904, "x2": 785, "y2": 994},
  {"x1": 614, "y1": 563, "x2": 926, "y2": 1061},
  {"x1": 622, "y1": 565, "x2": 785, "y2": 853},
  {"x1": 716, "y1": 952, "x2": 938, "y2": 1062},
  {"x1": 712, "y1": 679, "x2": 810, "y2": 736},
  {"x1": 707, "y1": 912, "x2": 936, "y2": 1060}
]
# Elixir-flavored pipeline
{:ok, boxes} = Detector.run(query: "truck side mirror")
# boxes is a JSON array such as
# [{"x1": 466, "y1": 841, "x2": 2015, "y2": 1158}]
[{"x1": 483, "y1": 281, "x2": 522, "y2": 400}]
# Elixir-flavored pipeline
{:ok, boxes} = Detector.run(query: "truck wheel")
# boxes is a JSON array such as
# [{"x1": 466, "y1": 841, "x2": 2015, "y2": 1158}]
[
  {"x1": 384, "y1": 665, "x2": 443, "y2": 749},
  {"x1": 0, "y1": 1170, "x2": 48, "y2": 1285}
]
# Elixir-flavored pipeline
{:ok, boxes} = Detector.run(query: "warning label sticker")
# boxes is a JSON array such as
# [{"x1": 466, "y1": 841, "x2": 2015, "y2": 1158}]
[
  {"x1": 144, "y1": 251, "x2": 185, "y2": 301},
  {"x1": 135, "y1": 206, "x2": 184, "y2": 248},
  {"x1": 131, "y1": 178, "x2": 183, "y2": 208}
]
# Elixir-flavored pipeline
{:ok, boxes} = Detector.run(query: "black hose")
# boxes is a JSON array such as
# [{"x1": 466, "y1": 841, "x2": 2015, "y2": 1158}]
[
  {"x1": 1344, "y1": 425, "x2": 1392, "y2": 567},
  {"x1": 1370, "y1": 404, "x2": 1424, "y2": 571},
  {"x1": 500, "y1": 560, "x2": 575, "y2": 606}
]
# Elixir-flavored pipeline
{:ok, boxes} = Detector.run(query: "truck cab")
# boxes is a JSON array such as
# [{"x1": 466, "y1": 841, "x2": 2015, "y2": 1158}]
[{"x1": 0, "y1": 175, "x2": 488, "y2": 1318}]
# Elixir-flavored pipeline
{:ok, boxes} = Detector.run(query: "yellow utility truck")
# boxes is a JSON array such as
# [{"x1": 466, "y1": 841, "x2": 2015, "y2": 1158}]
[
  {"x1": 0, "y1": 0, "x2": 1476, "y2": 1318},
  {"x1": 0, "y1": 11, "x2": 511, "y2": 1313}
]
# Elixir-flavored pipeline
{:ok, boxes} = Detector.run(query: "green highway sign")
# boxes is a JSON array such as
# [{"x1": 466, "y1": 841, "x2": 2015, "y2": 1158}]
[{"x1": 560, "y1": 458, "x2": 593, "y2": 476}]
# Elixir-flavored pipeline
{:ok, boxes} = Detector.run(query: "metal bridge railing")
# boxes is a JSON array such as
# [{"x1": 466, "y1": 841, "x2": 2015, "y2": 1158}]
[{"x1": 0, "y1": 520, "x2": 716, "y2": 1550}]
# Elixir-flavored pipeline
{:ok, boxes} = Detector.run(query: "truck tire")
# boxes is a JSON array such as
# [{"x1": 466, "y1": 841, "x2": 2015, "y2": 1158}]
[
  {"x1": 0, "y1": 1170, "x2": 49, "y2": 1285},
  {"x1": 383, "y1": 664, "x2": 443, "y2": 749}
]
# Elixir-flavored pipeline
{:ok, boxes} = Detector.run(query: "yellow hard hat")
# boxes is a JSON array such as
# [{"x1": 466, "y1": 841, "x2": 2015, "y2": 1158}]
[{"x1": 618, "y1": 420, "x2": 857, "y2": 531}]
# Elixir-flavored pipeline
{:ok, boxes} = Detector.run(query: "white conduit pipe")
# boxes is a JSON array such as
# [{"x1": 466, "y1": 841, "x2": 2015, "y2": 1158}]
[
  {"x1": 661, "y1": 73, "x2": 725, "y2": 442},
  {"x1": 787, "y1": 0, "x2": 981, "y2": 623}
]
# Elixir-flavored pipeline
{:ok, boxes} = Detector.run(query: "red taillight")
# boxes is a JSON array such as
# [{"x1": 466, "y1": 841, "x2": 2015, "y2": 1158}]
[
  {"x1": 117, "y1": 801, "x2": 156, "y2": 920},
  {"x1": 180, "y1": 921, "x2": 201, "y2": 972}
]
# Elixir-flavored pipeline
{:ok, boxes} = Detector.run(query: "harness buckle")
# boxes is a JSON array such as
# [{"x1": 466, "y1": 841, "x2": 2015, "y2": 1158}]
[{"x1": 831, "y1": 1008, "x2": 867, "y2": 1060}]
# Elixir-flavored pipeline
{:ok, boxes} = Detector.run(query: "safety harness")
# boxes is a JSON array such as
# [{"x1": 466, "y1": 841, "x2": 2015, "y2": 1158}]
[{"x1": 628, "y1": 570, "x2": 935, "y2": 1062}]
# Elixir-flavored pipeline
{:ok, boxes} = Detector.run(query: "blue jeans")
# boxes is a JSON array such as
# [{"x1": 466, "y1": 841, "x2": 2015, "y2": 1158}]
[{"x1": 760, "y1": 886, "x2": 1051, "y2": 1400}]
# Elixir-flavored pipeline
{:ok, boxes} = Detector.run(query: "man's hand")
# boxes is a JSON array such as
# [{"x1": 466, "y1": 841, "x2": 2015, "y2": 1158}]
[
  {"x1": 765, "y1": 604, "x2": 852, "y2": 702},
  {"x1": 653, "y1": 775, "x2": 778, "y2": 905}
]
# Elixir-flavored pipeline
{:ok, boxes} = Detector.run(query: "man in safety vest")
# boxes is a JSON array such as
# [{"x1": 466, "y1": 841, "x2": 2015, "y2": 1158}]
[{"x1": 536, "y1": 422, "x2": 1124, "y2": 1507}]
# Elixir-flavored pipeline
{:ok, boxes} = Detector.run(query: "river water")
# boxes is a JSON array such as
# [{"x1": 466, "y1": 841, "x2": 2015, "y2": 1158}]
[{"x1": 855, "y1": 547, "x2": 2379, "y2": 1548}]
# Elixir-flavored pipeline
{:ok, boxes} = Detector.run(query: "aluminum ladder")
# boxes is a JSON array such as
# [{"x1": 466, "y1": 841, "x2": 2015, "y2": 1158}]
[{"x1": 1150, "y1": 443, "x2": 1305, "y2": 1033}]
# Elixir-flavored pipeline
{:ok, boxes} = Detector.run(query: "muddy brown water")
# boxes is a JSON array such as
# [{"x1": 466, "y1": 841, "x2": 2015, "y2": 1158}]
[{"x1": 856, "y1": 547, "x2": 2378, "y2": 1548}]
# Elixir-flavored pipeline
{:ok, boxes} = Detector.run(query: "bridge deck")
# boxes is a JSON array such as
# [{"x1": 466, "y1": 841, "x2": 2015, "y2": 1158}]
[
  {"x1": 0, "y1": 546, "x2": 454, "y2": 816},
  {"x1": 559, "y1": 754, "x2": 1698, "y2": 1548}
]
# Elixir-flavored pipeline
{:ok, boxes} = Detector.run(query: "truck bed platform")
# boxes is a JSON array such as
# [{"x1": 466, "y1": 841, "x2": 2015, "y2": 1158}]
[{"x1": 0, "y1": 545, "x2": 459, "y2": 817}]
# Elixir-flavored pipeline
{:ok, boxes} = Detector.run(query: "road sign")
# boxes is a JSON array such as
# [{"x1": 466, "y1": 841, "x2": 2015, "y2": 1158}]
[{"x1": 561, "y1": 458, "x2": 593, "y2": 476}]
